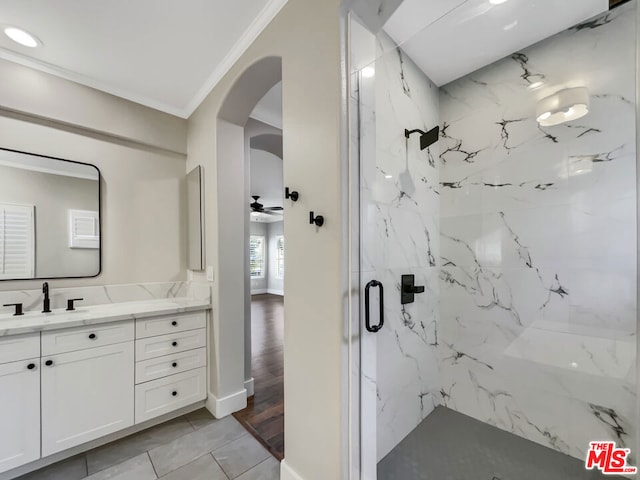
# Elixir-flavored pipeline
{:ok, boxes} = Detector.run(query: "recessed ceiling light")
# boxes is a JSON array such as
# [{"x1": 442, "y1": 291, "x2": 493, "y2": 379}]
[
  {"x1": 4, "y1": 26, "x2": 41, "y2": 48},
  {"x1": 490, "y1": 0, "x2": 509, "y2": 4}
]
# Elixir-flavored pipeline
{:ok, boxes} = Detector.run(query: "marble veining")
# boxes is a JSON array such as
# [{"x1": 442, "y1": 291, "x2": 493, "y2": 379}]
[
  {"x1": 361, "y1": 1, "x2": 637, "y2": 469},
  {"x1": 0, "y1": 281, "x2": 211, "y2": 313},
  {"x1": 361, "y1": 31, "x2": 442, "y2": 462},
  {"x1": 0, "y1": 297, "x2": 210, "y2": 336},
  {"x1": 0, "y1": 281, "x2": 211, "y2": 336},
  {"x1": 438, "y1": 2, "x2": 637, "y2": 463}
]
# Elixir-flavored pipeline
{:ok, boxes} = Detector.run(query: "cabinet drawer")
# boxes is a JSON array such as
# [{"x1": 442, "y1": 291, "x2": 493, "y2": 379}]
[
  {"x1": 135, "y1": 348, "x2": 206, "y2": 384},
  {"x1": 42, "y1": 321, "x2": 134, "y2": 355},
  {"x1": 135, "y1": 367, "x2": 206, "y2": 423},
  {"x1": 136, "y1": 311, "x2": 206, "y2": 339},
  {"x1": 135, "y1": 328, "x2": 206, "y2": 361},
  {"x1": 0, "y1": 333, "x2": 39, "y2": 364}
]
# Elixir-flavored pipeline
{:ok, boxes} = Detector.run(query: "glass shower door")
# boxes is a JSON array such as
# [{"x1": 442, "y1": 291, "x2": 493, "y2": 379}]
[
  {"x1": 352, "y1": 16, "x2": 444, "y2": 477},
  {"x1": 351, "y1": 0, "x2": 638, "y2": 478}
]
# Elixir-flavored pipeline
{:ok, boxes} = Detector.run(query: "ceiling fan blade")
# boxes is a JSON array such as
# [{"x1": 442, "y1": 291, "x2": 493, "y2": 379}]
[{"x1": 263, "y1": 206, "x2": 283, "y2": 211}]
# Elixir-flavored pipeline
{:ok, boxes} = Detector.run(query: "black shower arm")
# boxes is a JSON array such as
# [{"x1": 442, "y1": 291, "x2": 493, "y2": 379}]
[{"x1": 405, "y1": 128, "x2": 426, "y2": 138}]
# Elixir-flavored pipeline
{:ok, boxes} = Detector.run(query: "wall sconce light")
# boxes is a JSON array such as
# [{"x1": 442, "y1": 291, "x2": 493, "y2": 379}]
[{"x1": 536, "y1": 87, "x2": 589, "y2": 126}]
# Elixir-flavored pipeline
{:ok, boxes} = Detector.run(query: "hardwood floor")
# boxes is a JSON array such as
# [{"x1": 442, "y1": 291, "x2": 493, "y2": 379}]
[{"x1": 233, "y1": 294, "x2": 284, "y2": 460}]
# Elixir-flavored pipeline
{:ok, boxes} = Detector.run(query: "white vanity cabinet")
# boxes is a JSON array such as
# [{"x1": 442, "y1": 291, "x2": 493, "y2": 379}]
[
  {"x1": 134, "y1": 312, "x2": 207, "y2": 423},
  {"x1": 0, "y1": 334, "x2": 40, "y2": 474},
  {"x1": 0, "y1": 304, "x2": 209, "y2": 477},
  {"x1": 40, "y1": 323, "x2": 135, "y2": 456}
]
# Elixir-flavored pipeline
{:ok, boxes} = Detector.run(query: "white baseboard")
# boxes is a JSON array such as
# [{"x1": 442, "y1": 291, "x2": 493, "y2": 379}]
[
  {"x1": 244, "y1": 377, "x2": 255, "y2": 397},
  {"x1": 267, "y1": 289, "x2": 284, "y2": 296},
  {"x1": 251, "y1": 288, "x2": 267, "y2": 295},
  {"x1": 280, "y1": 460, "x2": 305, "y2": 480},
  {"x1": 205, "y1": 388, "x2": 247, "y2": 418}
]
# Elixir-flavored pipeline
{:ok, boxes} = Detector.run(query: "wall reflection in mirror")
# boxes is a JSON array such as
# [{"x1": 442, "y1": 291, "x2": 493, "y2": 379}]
[{"x1": 0, "y1": 148, "x2": 100, "y2": 280}]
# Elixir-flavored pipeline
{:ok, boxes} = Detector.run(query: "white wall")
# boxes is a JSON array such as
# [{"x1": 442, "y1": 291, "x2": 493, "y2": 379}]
[
  {"x1": 249, "y1": 221, "x2": 268, "y2": 294},
  {"x1": 0, "y1": 59, "x2": 186, "y2": 154},
  {"x1": 0, "y1": 60, "x2": 188, "y2": 291},
  {"x1": 212, "y1": 118, "x2": 248, "y2": 412},
  {"x1": 187, "y1": 0, "x2": 346, "y2": 477},
  {"x1": 250, "y1": 148, "x2": 283, "y2": 207},
  {"x1": 267, "y1": 221, "x2": 284, "y2": 295}
]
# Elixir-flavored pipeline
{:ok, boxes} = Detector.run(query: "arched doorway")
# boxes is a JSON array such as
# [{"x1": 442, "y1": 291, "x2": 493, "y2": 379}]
[{"x1": 214, "y1": 56, "x2": 284, "y2": 459}]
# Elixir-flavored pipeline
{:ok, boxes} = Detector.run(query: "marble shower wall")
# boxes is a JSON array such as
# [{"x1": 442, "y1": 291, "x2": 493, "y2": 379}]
[
  {"x1": 362, "y1": 33, "x2": 442, "y2": 461},
  {"x1": 438, "y1": 3, "x2": 637, "y2": 462}
]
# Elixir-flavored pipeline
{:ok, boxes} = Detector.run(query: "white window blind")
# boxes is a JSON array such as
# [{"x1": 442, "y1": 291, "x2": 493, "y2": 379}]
[
  {"x1": 249, "y1": 236, "x2": 265, "y2": 278},
  {"x1": 0, "y1": 203, "x2": 35, "y2": 280},
  {"x1": 276, "y1": 236, "x2": 284, "y2": 279},
  {"x1": 68, "y1": 209, "x2": 99, "y2": 249}
]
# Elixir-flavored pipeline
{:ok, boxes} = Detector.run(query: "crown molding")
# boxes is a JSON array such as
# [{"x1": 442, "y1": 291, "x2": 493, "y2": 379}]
[
  {"x1": 0, "y1": 0, "x2": 289, "y2": 119},
  {"x1": 184, "y1": 0, "x2": 289, "y2": 117},
  {"x1": 0, "y1": 48, "x2": 188, "y2": 118}
]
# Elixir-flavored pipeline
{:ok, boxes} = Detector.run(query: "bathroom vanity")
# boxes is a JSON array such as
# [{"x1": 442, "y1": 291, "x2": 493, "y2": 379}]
[
  {"x1": 0, "y1": 294, "x2": 210, "y2": 476},
  {"x1": 0, "y1": 145, "x2": 212, "y2": 478}
]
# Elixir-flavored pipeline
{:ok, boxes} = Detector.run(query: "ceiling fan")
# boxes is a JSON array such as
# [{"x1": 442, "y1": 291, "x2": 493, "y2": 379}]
[{"x1": 250, "y1": 195, "x2": 283, "y2": 216}]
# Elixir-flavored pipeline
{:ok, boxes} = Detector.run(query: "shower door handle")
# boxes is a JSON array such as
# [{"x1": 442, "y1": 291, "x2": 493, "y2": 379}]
[{"x1": 365, "y1": 280, "x2": 384, "y2": 333}]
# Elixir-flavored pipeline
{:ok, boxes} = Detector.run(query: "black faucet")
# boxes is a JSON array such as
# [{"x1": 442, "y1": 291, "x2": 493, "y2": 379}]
[{"x1": 42, "y1": 282, "x2": 51, "y2": 313}]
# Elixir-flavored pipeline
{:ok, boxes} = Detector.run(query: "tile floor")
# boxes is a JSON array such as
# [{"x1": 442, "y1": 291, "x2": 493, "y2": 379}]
[
  {"x1": 378, "y1": 406, "x2": 621, "y2": 480},
  {"x1": 16, "y1": 409, "x2": 280, "y2": 480}
]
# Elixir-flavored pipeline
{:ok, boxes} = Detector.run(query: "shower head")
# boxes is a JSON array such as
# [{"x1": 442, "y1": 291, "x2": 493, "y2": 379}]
[{"x1": 405, "y1": 126, "x2": 440, "y2": 150}]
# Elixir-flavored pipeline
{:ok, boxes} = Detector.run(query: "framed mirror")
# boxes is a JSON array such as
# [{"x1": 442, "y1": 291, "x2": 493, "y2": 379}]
[{"x1": 0, "y1": 147, "x2": 101, "y2": 280}]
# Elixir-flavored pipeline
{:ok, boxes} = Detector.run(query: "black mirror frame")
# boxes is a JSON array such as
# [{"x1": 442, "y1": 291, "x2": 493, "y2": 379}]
[{"x1": 0, "y1": 147, "x2": 102, "y2": 281}]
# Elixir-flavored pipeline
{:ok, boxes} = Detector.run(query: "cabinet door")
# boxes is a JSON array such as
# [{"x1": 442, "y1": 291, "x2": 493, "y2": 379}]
[
  {"x1": 0, "y1": 359, "x2": 40, "y2": 474},
  {"x1": 41, "y1": 342, "x2": 134, "y2": 456}
]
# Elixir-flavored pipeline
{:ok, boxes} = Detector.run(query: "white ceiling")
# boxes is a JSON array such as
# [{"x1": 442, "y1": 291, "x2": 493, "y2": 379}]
[
  {"x1": 0, "y1": 0, "x2": 288, "y2": 118},
  {"x1": 384, "y1": 0, "x2": 609, "y2": 86},
  {"x1": 250, "y1": 82, "x2": 282, "y2": 128}
]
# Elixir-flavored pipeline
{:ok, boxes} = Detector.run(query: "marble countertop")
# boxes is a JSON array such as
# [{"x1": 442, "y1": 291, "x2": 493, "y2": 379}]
[{"x1": 0, "y1": 298, "x2": 211, "y2": 336}]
